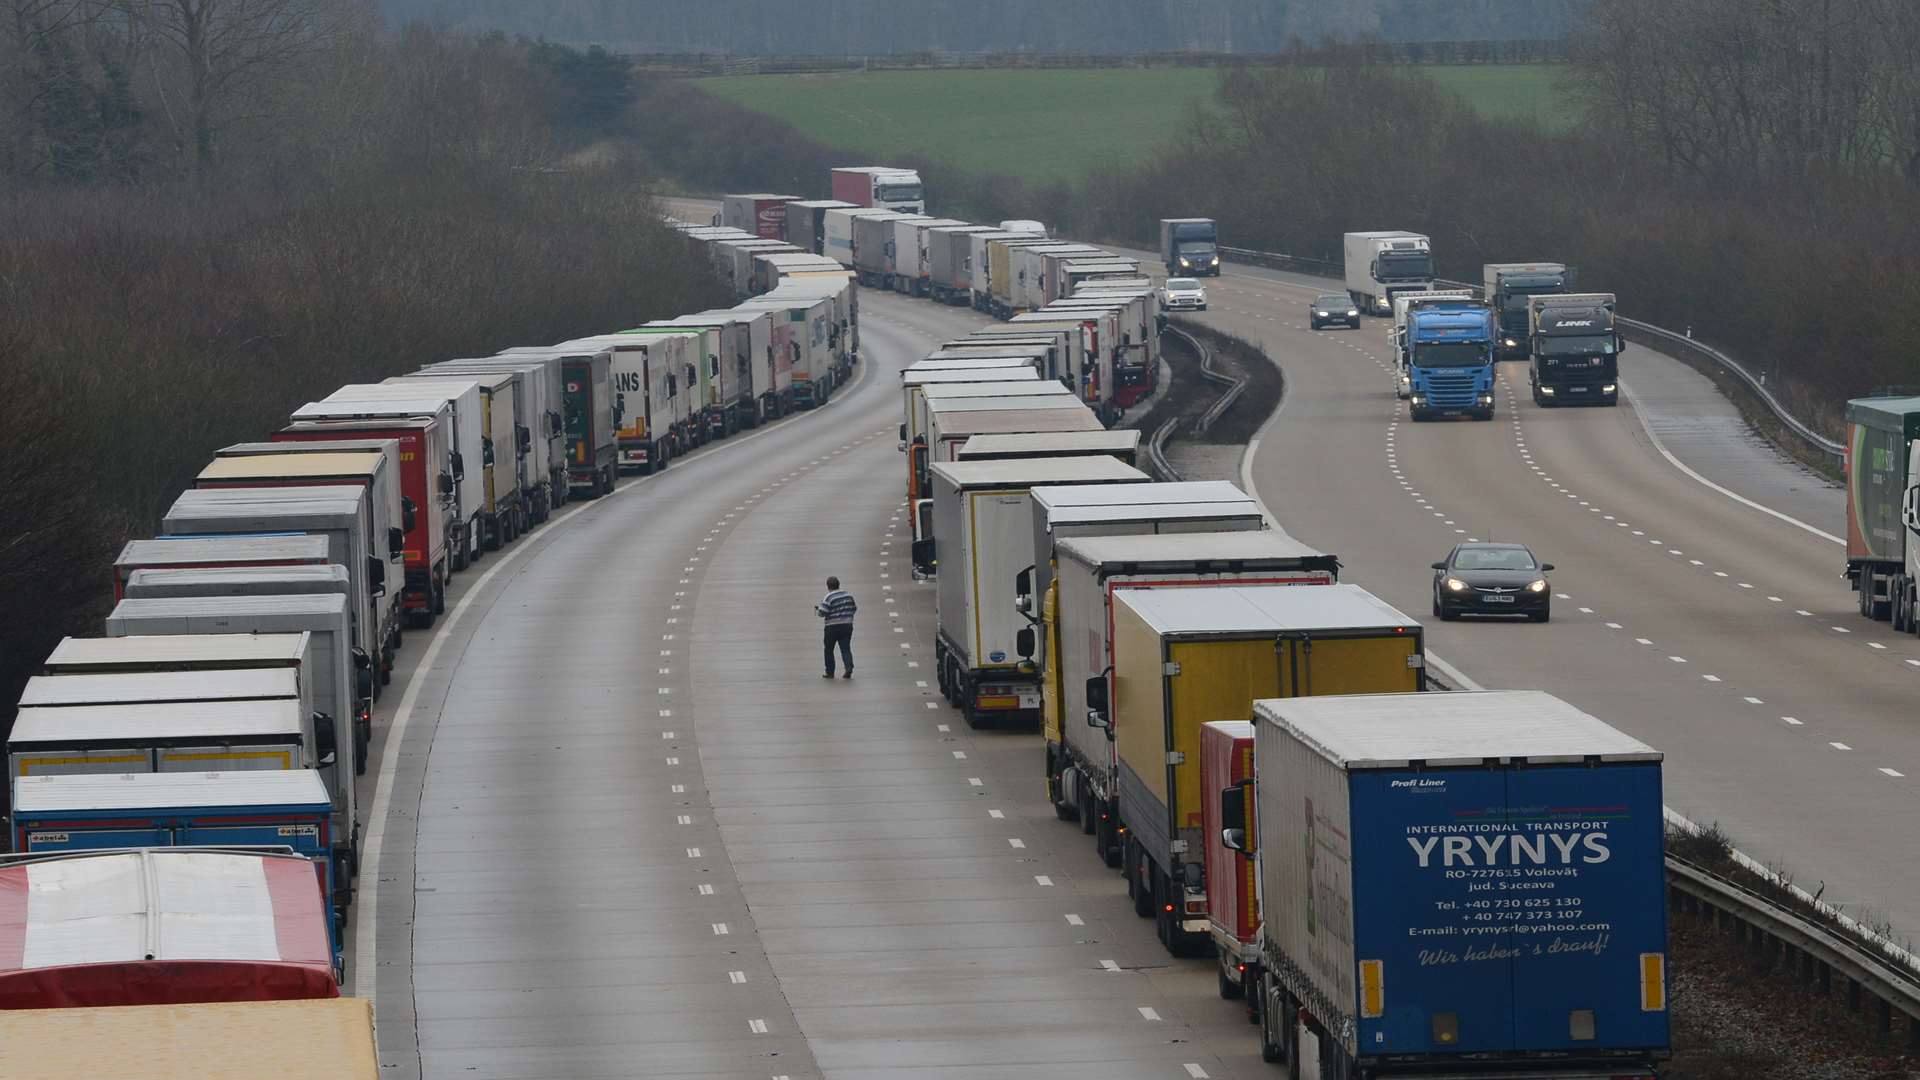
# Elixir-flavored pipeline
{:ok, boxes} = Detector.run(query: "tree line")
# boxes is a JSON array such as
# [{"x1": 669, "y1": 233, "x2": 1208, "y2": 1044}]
[
  {"x1": 378, "y1": 0, "x2": 1586, "y2": 52},
  {"x1": 0, "y1": 13, "x2": 728, "y2": 725}
]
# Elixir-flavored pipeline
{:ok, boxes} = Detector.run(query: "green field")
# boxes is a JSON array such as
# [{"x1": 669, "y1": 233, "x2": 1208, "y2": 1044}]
[{"x1": 699, "y1": 66, "x2": 1573, "y2": 185}]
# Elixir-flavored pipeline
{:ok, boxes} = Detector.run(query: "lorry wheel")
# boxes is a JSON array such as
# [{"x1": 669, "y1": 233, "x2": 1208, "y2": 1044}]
[
  {"x1": 1097, "y1": 814, "x2": 1120, "y2": 867},
  {"x1": 1219, "y1": 964, "x2": 1245, "y2": 1001},
  {"x1": 432, "y1": 581, "x2": 446, "y2": 615},
  {"x1": 1259, "y1": 982, "x2": 1289, "y2": 1065},
  {"x1": 451, "y1": 543, "x2": 467, "y2": 573},
  {"x1": 1052, "y1": 764, "x2": 1077, "y2": 822}
]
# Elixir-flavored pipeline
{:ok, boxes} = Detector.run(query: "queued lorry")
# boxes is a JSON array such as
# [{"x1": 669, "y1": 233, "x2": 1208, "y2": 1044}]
[
  {"x1": 1345, "y1": 231, "x2": 1435, "y2": 316},
  {"x1": 1484, "y1": 262, "x2": 1573, "y2": 361},
  {"x1": 416, "y1": 356, "x2": 565, "y2": 525},
  {"x1": 786, "y1": 199, "x2": 857, "y2": 255},
  {"x1": 1528, "y1": 293, "x2": 1623, "y2": 407},
  {"x1": 159, "y1": 486, "x2": 396, "y2": 700},
  {"x1": 1844, "y1": 395, "x2": 1920, "y2": 628},
  {"x1": 928, "y1": 224, "x2": 998, "y2": 304},
  {"x1": 1225, "y1": 691, "x2": 1669, "y2": 1078},
  {"x1": 1403, "y1": 298, "x2": 1498, "y2": 421},
  {"x1": 719, "y1": 193, "x2": 798, "y2": 239},
  {"x1": 0, "y1": 847, "x2": 342, "y2": 1008},
  {"x1": 1089, "y1": 583, "x2": 1424, "y2": 957},
  {"x1": 926, "y1": 457, "x2": 1149, "y2": 725},
  {"x1": 831, "y1": 165, "x2": 925, "y2": 212},
  {"x1": 735, "y1": 291, "x2": 839, "y2": 409},
  {"x1": 3, "y1": 996, "x2": 378, "y2": 1078},
  {"x1": 1161, "y1": 218, "x2": 1221, "y2": 277},
  {"x1": 499, "y1": 344, "x2": 621, "y2": 496},
  {"x1": 112, "y1": 534, "x2": 330, "y2": 601},
  {"x1": 896, "y1": 217, "x2": 967, "y2": 295},
  {"x1": 957, "y1": 429, "x2": 1141, "y2": 465}
]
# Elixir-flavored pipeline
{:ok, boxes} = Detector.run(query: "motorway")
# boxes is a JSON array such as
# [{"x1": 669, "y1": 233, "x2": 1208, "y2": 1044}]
[
  {"x1": 1188, "y1": 267, "x2": 1920, "y2": 936},
  {"x1": 345, "y1": 197, "x2": 1915, "y2": 1077}
]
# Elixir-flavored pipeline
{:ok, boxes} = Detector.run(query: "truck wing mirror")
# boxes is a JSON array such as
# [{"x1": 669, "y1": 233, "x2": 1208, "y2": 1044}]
[
  {"x1": 1016, "y1": 627, "x2": 1035, "y2": 660},
  {"x1": 450, "y1": 452, "x2": 465, "y2": 481},
  {"x1": 438, "y1": 472, "x2": 454, "y2": 496},
  {"x1": 388, "y1": 526, "x2": 405, "y2": 560},
  {"x1": 1221, "y1": 779, "x2": 1256, "y2": 856},
  {"x1": 312, "y1": 711, "x2": 338, "y2": 768},
  {"x1": 1014, "y1": 567, "x2": 1034, "y2": 614},
  {"x1": 482, "y1": 438, "x2": 495, "y2": 467},
  {"x1": 911, "y1": 538, "x2": 937, "y2": 576},
  {"x1": 517, "y1": 425, "x2": 531, "y2": 452},
  {"x1": 367, "y1": 555, "x2": 387, "y2": 597},
  {"x1": 352, "y1": 647, "x2": 374, "y2": 699},
  {"x1": 401, "y1": 497, "x2": 417, "y2": 532},
  {"x1": 1084, "y1": 674, "x2": 1110, "y2": 724},
  {"x1": 1616, "y1": 336, "x2": 1627, "y2": 353}
]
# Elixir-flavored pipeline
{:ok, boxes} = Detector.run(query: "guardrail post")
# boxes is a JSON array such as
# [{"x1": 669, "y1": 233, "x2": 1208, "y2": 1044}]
[
  {"x1": 1849, "y1": 976, "x2": 1862, "y2": 1012},
  {"x1": 1819, "y1": 960, "x2": 1832, "y2": 995},
  {"x1": 1878, "y1": 997, "x2": 1892, "y2": 1040},
  {"x1": 1910, "y1": 1011, "x2": 1919, "y2": 1051}
]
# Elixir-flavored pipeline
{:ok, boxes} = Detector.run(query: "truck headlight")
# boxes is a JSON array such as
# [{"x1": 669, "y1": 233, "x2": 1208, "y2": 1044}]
[
  {"x1": 1527, "y1": 579, "x2": 1548, "y2": 593},
  {"x1": 1503, "y1": 337, "x2": 1517, "y2": 348},
  {"x1": 1446, "y1": 578, "x2": 1470, "y2": 593},
  {"x1": 1410, "y1": 394, "x2": 1425, "y2": 405},
  {"x1": 1602, "y1": 383, "x2": 1616, "y2": 392},
  {"x1": 1540, "y1": 386, "x2": 1555, "y2": 395},
  {"x1": 1480, "y1": 394, "x2": 1493, "y2": 405}
]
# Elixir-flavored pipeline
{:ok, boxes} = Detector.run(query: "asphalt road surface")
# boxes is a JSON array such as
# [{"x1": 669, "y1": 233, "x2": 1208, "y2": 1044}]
[{"x1": 345, "y1": 197, "x2": 1912, "y2": 1078}]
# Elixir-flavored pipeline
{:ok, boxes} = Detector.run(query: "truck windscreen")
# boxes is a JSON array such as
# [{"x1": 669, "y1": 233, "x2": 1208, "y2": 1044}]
[
  {"x1": 878, "y1": 184, "x2": 923, "y2": 202},
  {"x1": 1174, "y1": 225, "x2": 1216, "y2": 242},
  {"x1": 1379, "y1": 253, "x2": 1433, "y2": 279},
  {"x1": 1413, "y1": 341, "x2": 1487, "y2": 367},
  {"x1": 1538, "y1": 335, "x2": 1617, "y2": 357}
]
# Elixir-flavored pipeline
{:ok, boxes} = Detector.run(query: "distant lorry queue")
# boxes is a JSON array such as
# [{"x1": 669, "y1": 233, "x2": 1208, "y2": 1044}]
[
  {"x1": 888, "y1": 309, "x2": 1671, "y2": 1077},
  {"x1": 4, "y1": 168, "x2": 1670, "y2": 1080}
]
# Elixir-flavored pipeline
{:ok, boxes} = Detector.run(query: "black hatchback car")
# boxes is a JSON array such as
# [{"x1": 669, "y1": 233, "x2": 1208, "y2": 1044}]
[
  {"x1": 1309, "y1": 293, "x2": 1361, "y2": 330},
  {"x1": 1431, "y1": 543, "x2": 1554, "y2": 622}
]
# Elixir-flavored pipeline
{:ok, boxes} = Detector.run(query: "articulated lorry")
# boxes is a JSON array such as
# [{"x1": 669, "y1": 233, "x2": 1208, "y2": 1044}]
[
  {"x1": 112, "y1": 534, "x2": 330, "y2": 601},
  {"x1": 1228, "y1": 690, "x2": 1669, "y2": 1078},
  {"x1": 927, "y1": 456, "x2": 1149, "y2": 726},
  {"x1": 720, "y1": 193, "x2": 798, "y2": 240},
  {"x1": 1404, "y1": 299, "x2": 1497, "y2": 421},
  {"x1": 1390, "y1": 290, "x2": 1473, "y2": 400},
  {"x1": 786, "y1": 199, "x2": 857, "y2": 255},
  {"x1": 1484, "y1": 262, "x2": 1573, "y2": 361},
  {"x1": 1344, "y1": 231, "x2": 1434, "y2": 316},
  {"x1": 1844, "y1": 396, "x2": 1920, "y2": 628},
  {"x1": 1528, "y1": 293, "x2": 1622, "y2": 407},
  {"x1": 831, "y1": 165, "x2": 925, "y2": 212},
  {"x1": 0, "y1": 847, "x2": 341, "y2": 1008},
  {"x1": 1160, "y1": 218, "x2": 1220, "y2": 277},
  {"x1": 1091, "y1": 583, "x2": 1423, "y2": 957}
]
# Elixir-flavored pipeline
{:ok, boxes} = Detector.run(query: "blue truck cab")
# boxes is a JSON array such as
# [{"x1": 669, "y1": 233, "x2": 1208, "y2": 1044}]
[{"x1": 1406, "y1": 301, "x2": 1497, "y2": 421}]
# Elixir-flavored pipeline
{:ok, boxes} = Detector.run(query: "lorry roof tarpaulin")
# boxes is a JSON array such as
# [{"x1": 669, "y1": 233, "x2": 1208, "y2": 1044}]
[{"x1": 0, "y1": 848, "x2": 337, "y2": 1008}]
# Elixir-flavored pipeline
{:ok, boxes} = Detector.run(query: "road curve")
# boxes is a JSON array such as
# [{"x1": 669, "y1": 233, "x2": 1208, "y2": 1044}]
[
  {"x1": 357, "y1": 286, "x2": 1274, "y2": 1078},
  {"x1": 1187, "y1": 269, "x2": 1919, "y2": 934}
]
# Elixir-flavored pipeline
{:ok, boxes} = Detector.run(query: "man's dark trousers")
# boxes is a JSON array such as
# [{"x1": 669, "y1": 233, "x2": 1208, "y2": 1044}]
[{"x1": 824, "y1": 624, "x2": 853, "y2": 675}]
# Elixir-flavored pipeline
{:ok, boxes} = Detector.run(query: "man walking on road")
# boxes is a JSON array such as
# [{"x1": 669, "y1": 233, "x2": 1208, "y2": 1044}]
[{"x1": 817, "y1": 576, "x2": 857, "y2": 678}]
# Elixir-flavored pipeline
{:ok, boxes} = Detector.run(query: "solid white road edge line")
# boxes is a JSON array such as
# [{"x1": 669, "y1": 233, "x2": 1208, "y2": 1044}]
[
  {"x1": 1618, "y1": 380, "x2": 1842, "y2": 546},
  {"x1": 350, "y1": 338, "x2": 876, "y2": 1001},
  {"x1": 1239, "y1": 340, "x2": 1920, "y2": 971}
]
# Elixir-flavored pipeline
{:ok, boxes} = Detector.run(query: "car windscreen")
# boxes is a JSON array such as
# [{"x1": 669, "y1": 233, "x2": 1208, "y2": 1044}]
[
  {"x1": 1165, "y1": 279, "x2": 1200, "y2": 290},
  {"x1": 1454, "y1": 548, "x2": 1536, "y2": 571},
  {"x1": 1314, "y1": 296, "x2": 1348, "y2": 309}
]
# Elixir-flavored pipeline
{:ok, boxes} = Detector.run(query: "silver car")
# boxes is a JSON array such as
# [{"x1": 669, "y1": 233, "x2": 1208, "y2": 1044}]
[{"x1": 1160, "y1": 277, "x2": 1207, "y2": 311}]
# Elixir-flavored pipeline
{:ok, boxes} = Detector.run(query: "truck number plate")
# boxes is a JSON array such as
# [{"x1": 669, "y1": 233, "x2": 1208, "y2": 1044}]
[
  {"x1": 1018, "y1": 693, "x2": 1041, "y2": 709},
  {"x1": 1482, "y1": 594, "x2": 1515, "y2": 604}
]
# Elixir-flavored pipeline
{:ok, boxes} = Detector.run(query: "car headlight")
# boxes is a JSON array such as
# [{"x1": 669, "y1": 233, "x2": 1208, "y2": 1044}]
[
  {"x1": 1347, "y1": 309, "x2": 1359, "y2": 317},
  {"x1": 1446, "y1": 578, "x2": 1470, "y2": 593},
  {"x1": 1316, "y1": 310, "x2": 1329, "y2": 317},
  {"x1": 1602, "y1": 383, "x2": 1616, "y2": 392},
  {"x1": 1527, "y1": 579, "x2": 1548, "y2": 593},
  {"x1": 1540, "y1": 386, "x2": 1555, "y2": 395}
]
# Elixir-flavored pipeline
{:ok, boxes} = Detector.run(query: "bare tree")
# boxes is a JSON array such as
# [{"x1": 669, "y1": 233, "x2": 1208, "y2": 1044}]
[{"x1": 114, "y1": 0, "x2": 363, "y2": 179}]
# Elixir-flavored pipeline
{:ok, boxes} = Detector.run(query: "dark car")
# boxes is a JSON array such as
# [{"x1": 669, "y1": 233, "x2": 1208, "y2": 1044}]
[
  {"x1": 1431, "y1": 542, "x2": 1554, "y2": 622},
  {"x1": 1309, "y1": 293, "x2": 1360, "y2": 330}
]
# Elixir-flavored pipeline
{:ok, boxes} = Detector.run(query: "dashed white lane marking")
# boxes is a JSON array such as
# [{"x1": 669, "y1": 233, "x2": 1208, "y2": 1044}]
[
  {"x1": 936, "y1": 723, "x2": 949, "y2": 732},
  {"x1": 1831, "y1": 742, "x2": 1853, "y2": 751},
  {"x1": 1668, "y1": 656, "x2": 1687, "y2": 663},
  {"x1": 661, "y1": 730, "x2": 675, "y2": 738},
  {"x1": 698, "y1": 883, "x2": 714, "y2": 895},
  {"x1": 1636, "y1": 638, "x2": 1654, "y2": 645},
  {"x1": 728, "y1": 970, "x2": 747, "y2": 984},
  {"x1": 1008, "y1": 838, "x2": 1027, "y2": 849},
  {"x1": 671, "y1": 784, "x2": 685, "y2": 793},
  {"x1": 686, "y1": 847, "x2": 701, "y2": 858},
  {"x1": 748, "y1": 1018, "x2": 768, "y2": 1034},
  {"x1": 1065, "y1": 914, "x2": 1085, "y2": 926},
  {"x1": 1782, "y1": 716, "x2": 1803, "y2": 725},
  {"x1": 1743, "y1": 697, "x2": 1764, "y2": 704},
  {"x1": 1138, "y1": 1007, "x2": 1163, "y2": 1021},
  {"x1": 1579, "y1": 607, "x2": 1594, "y2": 614},
  {"x1": 1833, "y1": 626, "x2": 1852, "y2": 634},
  {"x1": 1702, "y1": 675, "x2": 1722, "y2": 683},
  {"x1": 1036, "y1": 875, "x2": 1054, "y2": 886},
  {"x1": 968, "y1": 777, "x2": 983, "y2": 786},
  {"x1": 1101, "y1": 960, "x2": 1122, "y2": 973},
  {"x1": 1797, "y1": 609, "x2": 1814, "y2": 616},
  {"x1": 1768, "y1": 596, "x2": 1783, "y2": 602},
  {"x1": 1869, "y1": 642, "x2": 1888, "y2": 650},
  {"x1": 952, "y1": 750, "x2": 967, "y2": 759},
  {"x1": 988, "y1": 809, "x2": 1006, "y2": 819},
  {"x1": 665, "y1": 756, "x2": 680, "y2": 765},
  {"x1": 676, "y1": 814, "x2": 693, "y2": 825},
  {"x1": 1185, "y1": 1065, "x2": 1212, "y2": 1079},
  {"x1": 1882, "y1": 768, "x2": 1906, "y2": 778},
  {"x1": 1605, "y1": 622, "x2": 1623, "y2": 629}
]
